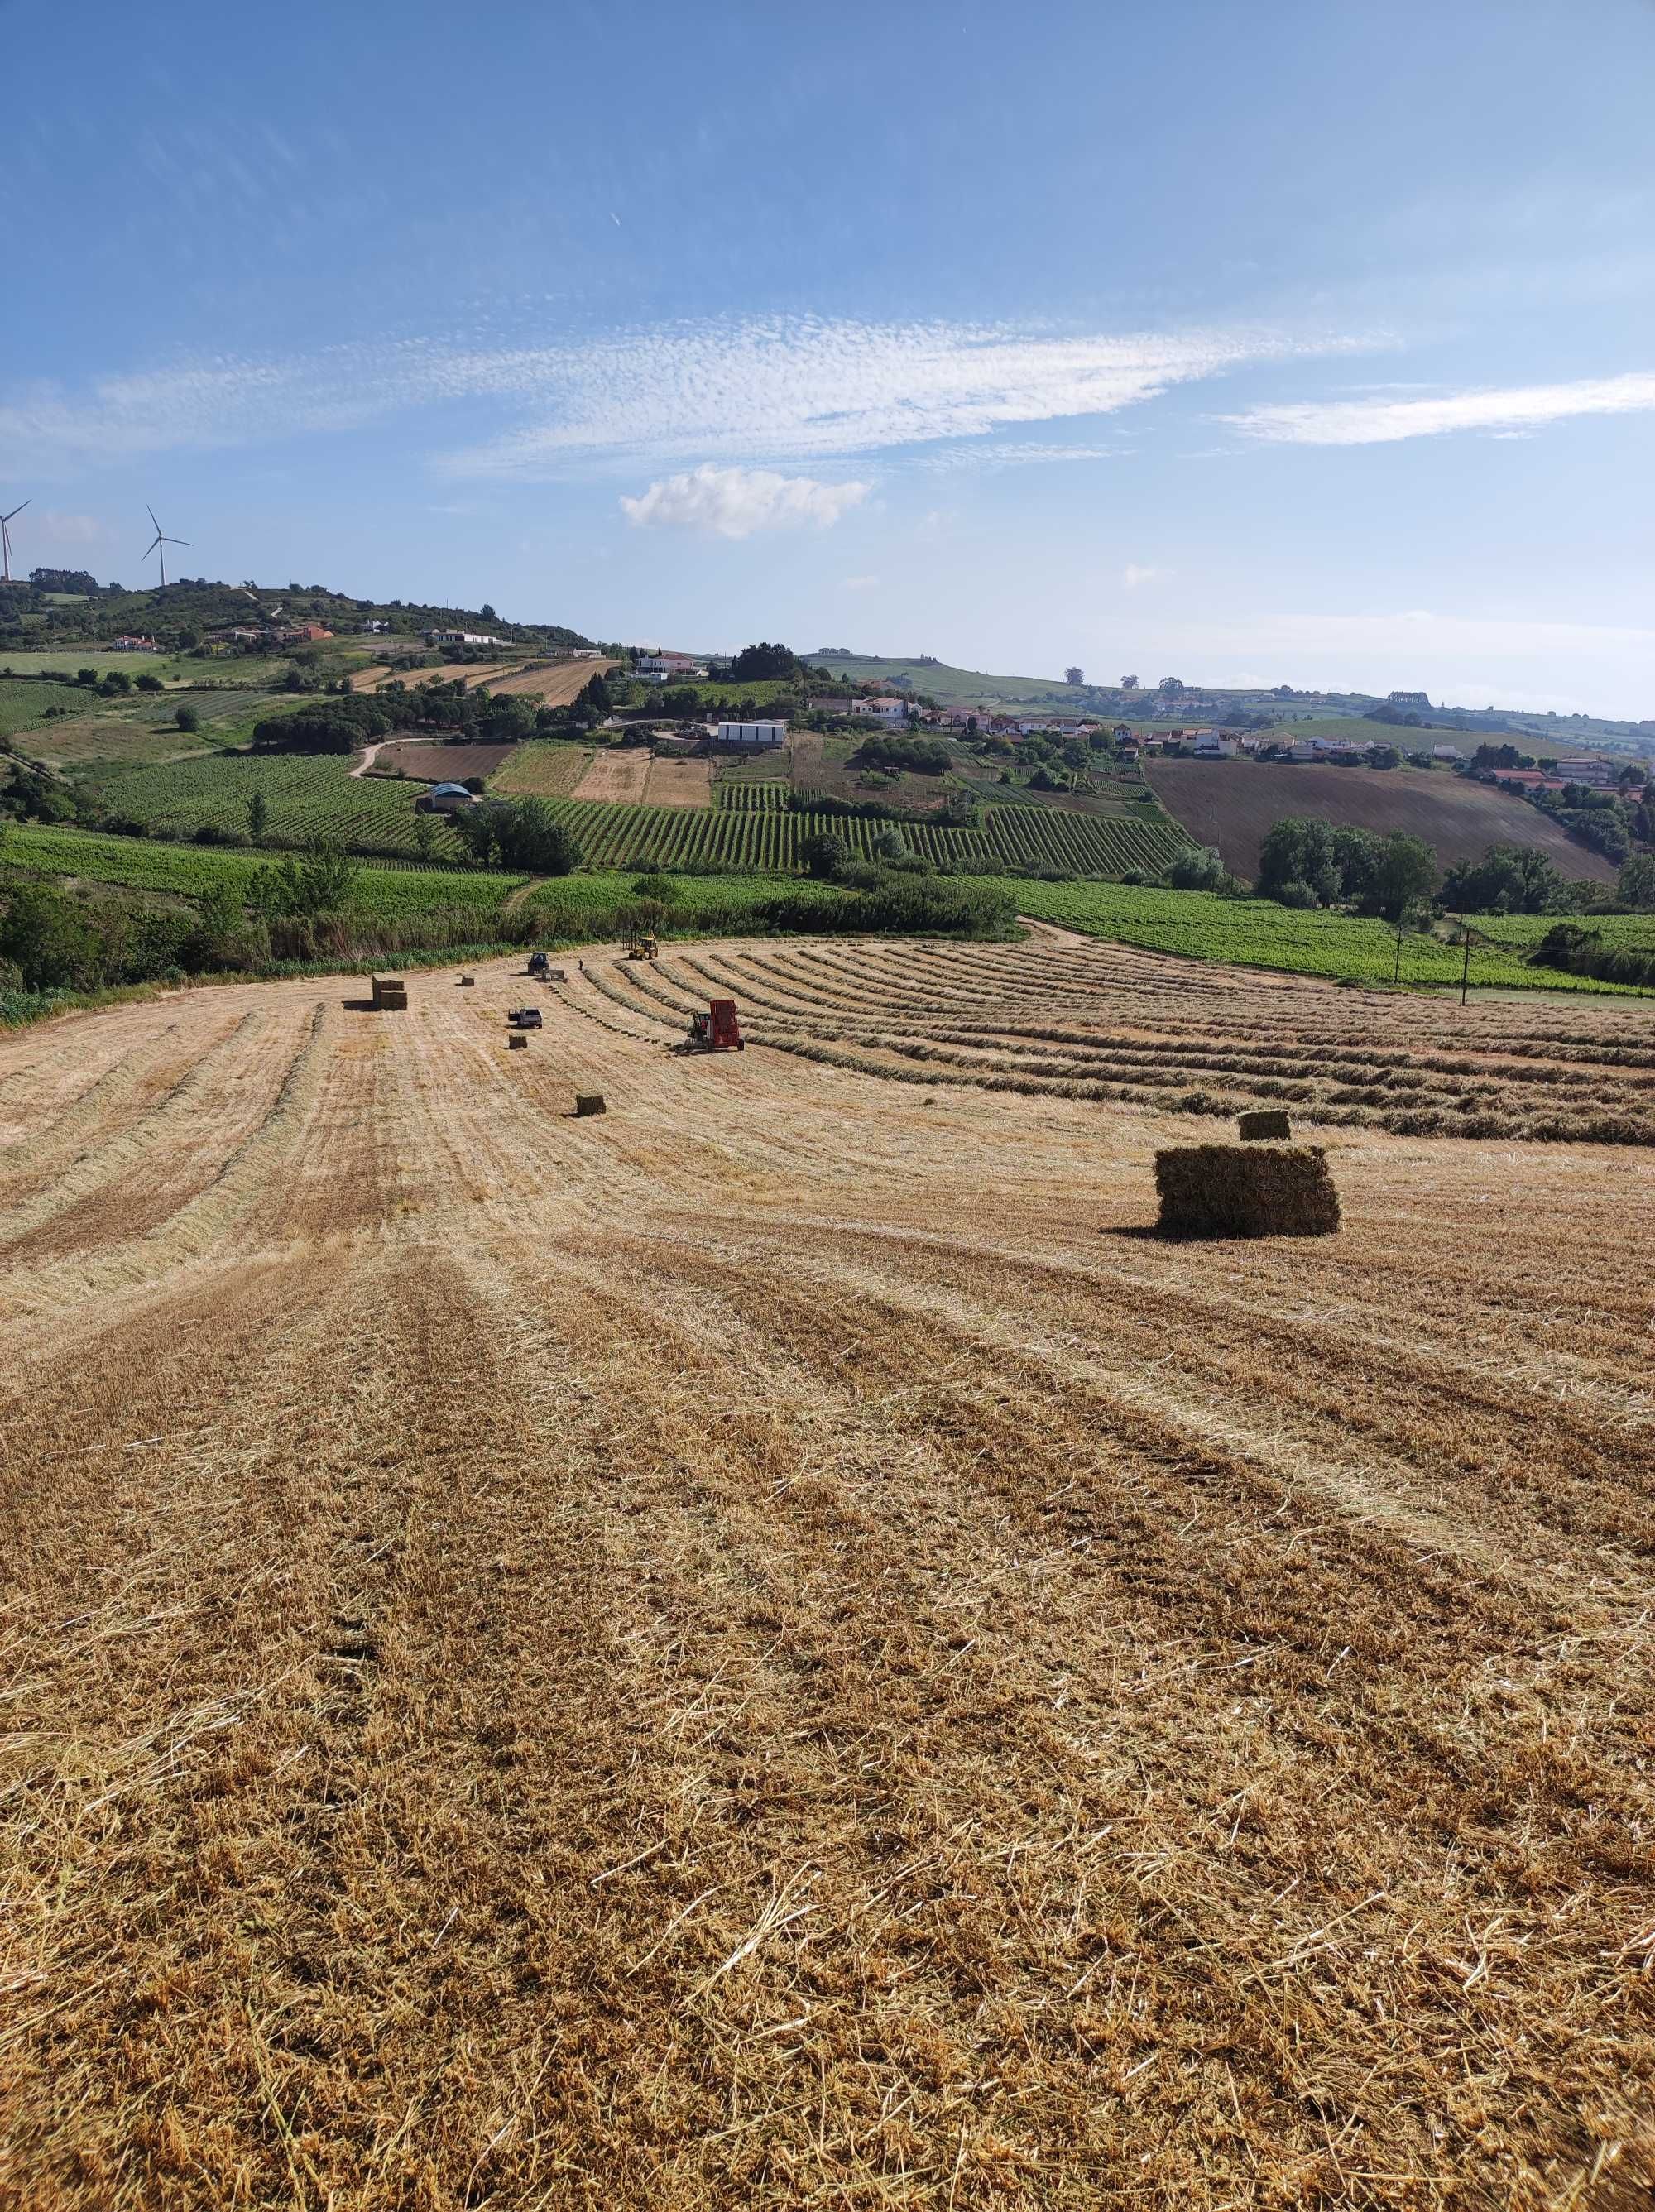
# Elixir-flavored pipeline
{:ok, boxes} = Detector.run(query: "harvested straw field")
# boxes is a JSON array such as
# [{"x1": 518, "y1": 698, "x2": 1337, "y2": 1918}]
[
  {"x1": 3, "y1": 931, "x2": 1653, "y2": 2208},
  {"x1": 492, "y1": 741, "x2": 595, "y2": 799},
  {"x1": 610, "y1": 933, "x2": 1655, "y2": 1144},
  {"x1": 573, "y1": 746, "x2": 652, "y2": 804},
  {"x1": 483, "y1": 659, "x2": 618, "y2": 705},
  {"x1": 359, "y1": 660, "x2": 525, "y2": 693},
  {"x1": 643, "y1": 754, "x2": 714, "y2": 809}
]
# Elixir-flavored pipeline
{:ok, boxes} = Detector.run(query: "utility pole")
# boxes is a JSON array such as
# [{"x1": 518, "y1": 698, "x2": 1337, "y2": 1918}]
[{"x1": 1461, "y1": 925, "x2": 1472, "y2": 1008}]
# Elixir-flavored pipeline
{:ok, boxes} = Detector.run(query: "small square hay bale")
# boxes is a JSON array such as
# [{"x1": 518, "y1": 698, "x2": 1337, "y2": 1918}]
[
  {"x1": 575, "y1": 1092, "x2": 607, "y2": 1116},
  {"x1": 507, "y1": 1033, "x2": 528, "y2": 1050},
  {"x1": 1238, "y1": 1109, "x2": 1292, "y2": 1141},
  {"x1": 1154, "y1": 1144, "x2": 1339, "y2": 1239}
]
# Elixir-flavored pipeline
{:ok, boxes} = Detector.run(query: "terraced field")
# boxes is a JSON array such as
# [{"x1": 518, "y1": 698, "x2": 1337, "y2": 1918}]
[{"x1": 3, "y1": 938, "x2": 1653, "y2": 2205}]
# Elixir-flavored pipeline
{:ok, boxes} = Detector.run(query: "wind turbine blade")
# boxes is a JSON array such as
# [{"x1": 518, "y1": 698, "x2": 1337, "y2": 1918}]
[
  {"x1": 146, "y1": 504, "x2": 161, "y2": 532},
  {"x1": 0, "y1": 501, "x2": 29, "y2": 524},
  {"x1": 166, "y1": 535, "x2": 193, "y2": 547}
]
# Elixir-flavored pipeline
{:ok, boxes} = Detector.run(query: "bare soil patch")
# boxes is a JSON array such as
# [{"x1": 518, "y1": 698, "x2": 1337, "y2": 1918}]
[
  {"x1": 1147, "y1": 757, "x2": 1618, "y2": 881},
  {"x1": 573, "y1": 746, "x2": 651, "y2": 804},
  {"x1": 362, "y1": 739, "x2": 514, "y2": 784}
]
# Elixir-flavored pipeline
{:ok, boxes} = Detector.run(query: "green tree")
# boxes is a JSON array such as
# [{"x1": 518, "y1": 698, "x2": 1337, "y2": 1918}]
[
  {"x1": 247, "y1": 790, "x2": 269, "y2": 843},
  {"x1": 1258, "y1": 817, "x2": 1340, "y2": 904},
  {"x1": 412, "y1": 813, "x2": 437, "y2": 860},
  {"x1": 1441, "y1": 843, "x2": 1567, "y2": 914},
  {"x1": 799, "y1": 830, "x2": 847, "y2": 879},
  {"x1": 175, "y1": 704, "x2": 200, "y2": 733},
  {"x1": 1365, "y1": 832, "x2": 1438, "y2": 920},
  {"x1": 1616, "y1": 851, "x2": 1655, "y2": 910},
  {"x1": 0, "y1": 882, "x2": 105, "y2": 991},
  {"x1": 1167, "y1": 843, "x2": 1229, "y2": 891},
  {"x1": 492, "y1": 798, "x2": 582, "y2": 875}
]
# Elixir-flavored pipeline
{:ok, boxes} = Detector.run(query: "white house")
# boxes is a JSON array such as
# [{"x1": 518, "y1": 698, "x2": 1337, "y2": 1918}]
[
  {"x1": 1557, "y1": 757, "x2": 1619, "y2": 787},
  {"x1": 637, "y1": 650, "x2": 704, "y2": 677},
  {"x1": 1431, "y1": 744, "x2": 1464, "y2": 762},
  {"x1": 427, "y1": 630, "x2": 504, "y2": 648},
  {"x1": 1191, "y1": 732, "x2": 1238, "y2": 758},
  {"x1": 717, "y1": 720, "x2": 787, "y2": 749},
  {"x1": 851, "y1": 696, "x2": 909, "y2": 724}
]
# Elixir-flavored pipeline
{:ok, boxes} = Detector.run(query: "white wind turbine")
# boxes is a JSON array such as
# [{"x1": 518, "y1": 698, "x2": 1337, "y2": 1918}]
[
  {"x1": 143, "y1": 505, "x2": 192, "y2": 589},
  {"x1": 0, "y1": 499, "x2": 27, "y2": 585}
]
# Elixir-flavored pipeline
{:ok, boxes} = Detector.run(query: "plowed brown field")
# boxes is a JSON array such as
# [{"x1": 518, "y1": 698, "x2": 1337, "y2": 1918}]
[
  {"x1": 3, "y1": 934, "x2": 1653, "y2": 2209},
  {"x1": 1146, "y1": 760, "x2": 1618, "y2": 883}
]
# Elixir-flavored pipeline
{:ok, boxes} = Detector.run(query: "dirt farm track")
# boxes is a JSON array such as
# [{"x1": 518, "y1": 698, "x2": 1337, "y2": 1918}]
[{"x1": 2, "y1": 933, "x2": 1653, "y2": 2208}]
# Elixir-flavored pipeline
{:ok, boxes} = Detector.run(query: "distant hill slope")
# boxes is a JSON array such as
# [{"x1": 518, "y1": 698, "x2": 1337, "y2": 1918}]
[
  {"x1": 1145, "y1": 760, "x2": 1618, "y2": 883},
  {"x1": 0, "y1": 575, "x2": 592, "y2": 656},
  {"x1": 816, "y1": 652, "x2": 1653, "y2": 755},
  {"x1": 815, "y1": 654, "x2": 1091, "y2": 713}
]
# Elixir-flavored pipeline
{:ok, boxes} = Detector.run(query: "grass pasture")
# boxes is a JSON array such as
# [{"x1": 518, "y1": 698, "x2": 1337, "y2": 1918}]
[
  {"x1": 1146, "y1": 757, "x2": 1619, "y2": 881},
  {"x1": 789, "y1": 729, "x2": 962, "y2": 815},
  {"x1": 3, "y1": 937, "x2": 1653, "y2": 2204}
]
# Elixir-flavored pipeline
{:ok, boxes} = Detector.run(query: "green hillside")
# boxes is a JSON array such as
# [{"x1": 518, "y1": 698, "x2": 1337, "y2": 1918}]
[{"x1": 0, "y1": 574, "x2": 595, "y2": 659}]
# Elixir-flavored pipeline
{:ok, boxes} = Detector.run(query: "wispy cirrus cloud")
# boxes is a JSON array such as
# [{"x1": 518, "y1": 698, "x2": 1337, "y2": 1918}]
[
  {"x1": 1123, "y1": 563, "x2": 1172, "y2": 588},
  {"x1": 1226, "y1": 369, "x2": 1655, "y2": 446},
  {"x1": 445, "y1": 317, "x2": 1360, "y2": 477},
  {"x1": 0, "y1": 315, "x2": 1370, "y2": 479},
  {"x1": 620, "y1": 463, "x2": 869, "y2": 539}
]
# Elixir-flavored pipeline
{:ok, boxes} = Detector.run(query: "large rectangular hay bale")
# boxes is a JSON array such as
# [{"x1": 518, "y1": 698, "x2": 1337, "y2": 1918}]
[
  {"x1": 1238, "y1": 1109, "x2": 1292, "y2": 1141},
  {"x1": 575, "y1": 1092, "x2": 607, "y2": 1116},
  {"x1": 1154, "y1": 1144, "x2": 1339, "y2": 1239}
]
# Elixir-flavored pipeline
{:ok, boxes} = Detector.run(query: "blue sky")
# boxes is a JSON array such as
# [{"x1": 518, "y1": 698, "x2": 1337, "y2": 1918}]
[{"x1": 6, "y1": 0, "x2": 1655, "y2": 713}]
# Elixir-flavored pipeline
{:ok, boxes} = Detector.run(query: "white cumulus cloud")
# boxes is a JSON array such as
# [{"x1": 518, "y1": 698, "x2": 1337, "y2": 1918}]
[
  {"x1": 620, "y1": 463, "x2": 870, "y2": 538},
  {"x1": 1123, "y1": 563, "x2": 1172, "y2": 588},
  {"x1": 1226, "y1": 369, "x2": 1655, "y2": 446}
]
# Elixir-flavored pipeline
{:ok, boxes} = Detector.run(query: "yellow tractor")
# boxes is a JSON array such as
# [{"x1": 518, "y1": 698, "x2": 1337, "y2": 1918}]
[{"x1": 625, "y1": 934, "x2": 660, "y2": 962}]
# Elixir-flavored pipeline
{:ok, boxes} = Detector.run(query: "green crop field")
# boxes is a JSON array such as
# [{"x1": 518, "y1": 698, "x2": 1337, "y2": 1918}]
[
  {"x1": 0, "y1": 683, "x2": 94, "y2": 738},
  {"x1": 86, "y1": 752, "x2": 465, "y2": 860},
  {"x1": 0, "y1": 823, "x2": 524, "y2": 919},
  {"x1": 993, "y1": 880, "x2": 1655, "y2": 993},
  {"x1": 0, "y1": 824, "x2": 794, "y2": 941},
  {"x1": 82, "y1": 746, "x2": 1190, "y2": 879}
]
